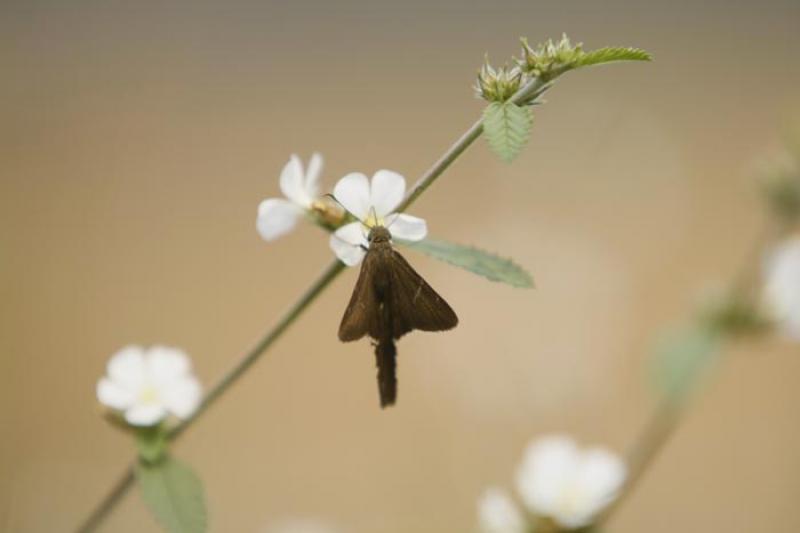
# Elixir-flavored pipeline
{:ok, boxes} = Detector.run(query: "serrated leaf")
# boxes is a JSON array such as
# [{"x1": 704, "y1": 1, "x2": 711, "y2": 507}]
[
  {"x1": 400, "y1": 238, "x2": 534, "y2": 288},
  {"x1": 652, "y1": 325, "x2": 721, "y2": 404},
  {"x1": 482, "y1": 101, "x2": 533, "y2": 163},
  {"x1": 137, "y1": 457, "x2": 207, "y2": 533},
  {"x1": 576, "y1": 47, "x2": 652, "y2": 68}
]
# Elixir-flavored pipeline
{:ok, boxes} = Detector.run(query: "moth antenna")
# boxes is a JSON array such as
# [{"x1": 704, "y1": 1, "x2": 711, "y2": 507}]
[
  {"x1": 385, "y1": 212, "x2": 400, "y2": 231},
  {"x1": 368, "y1": 206, "x2": 377, "y2": 219}
]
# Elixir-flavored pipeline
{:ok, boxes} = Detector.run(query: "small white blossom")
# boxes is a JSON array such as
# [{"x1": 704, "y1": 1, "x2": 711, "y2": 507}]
[
  {"x1": 763, "y1": 236, "x2": 800, "y2": 340},
  {"x1": 257, "y1": 153, "x2": 323, "y2": 241},
  {"x1": 478, "y1": 487, "x2": 526, "y2": 533},
  {"x1": 96, "y1": 345, "x2": 202, "y2": 427},
  {"x1": 329, "y1": 170, "x2": 427, "y2": 266},
  {"x1": 515, "y1": 434, "x2": 626, "y2": 529}
]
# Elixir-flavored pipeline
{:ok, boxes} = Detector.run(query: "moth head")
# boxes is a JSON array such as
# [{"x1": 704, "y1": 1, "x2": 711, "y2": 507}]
[{"x1": 368, "y1": 225, "x2": 392, "y2": 244}]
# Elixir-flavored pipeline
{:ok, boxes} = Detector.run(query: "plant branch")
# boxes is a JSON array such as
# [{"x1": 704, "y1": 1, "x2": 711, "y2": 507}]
[
  {"x1": 398, "y1": 76, "x2": 550, "y2": 213},
  {"x1": 594, "y1": 221, "x2": 779, "y2": 529},
  {"x1": 75, "y1": 73, "x2": 554, "y2": 533}
]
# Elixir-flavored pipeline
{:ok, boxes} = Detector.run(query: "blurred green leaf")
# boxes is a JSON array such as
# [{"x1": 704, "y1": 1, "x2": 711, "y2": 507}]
[
  {"x1": 652, "y1": 325, "x2": 722, "y2": 404},
  {"x1": 137, "y1": 457, "x2": 207, "y2": 533},
  {"x1": 400, "y1": 238, "x2": 534, "y2": 288},
  {"x1": 482, "y1": 101, "x2": 532, "y2": 162},
  {"x1": 575, "y1": 47, "x2": 652, "y2": 68}
]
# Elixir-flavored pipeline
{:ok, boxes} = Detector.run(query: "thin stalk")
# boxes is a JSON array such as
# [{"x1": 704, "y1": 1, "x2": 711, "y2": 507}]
[
  {"x1": 168, "y1": 259, "x2": 345, "y2": 441},
  {"x1": 593, "y1": 400, "x2": 680, "y2": 528},
  {"x1": 75, "y1": 73, "x2": 553, "y2": 533},
  {"x1": 399, "y1": 76, "x2": 549, "y2": 212},
  {"x1": 594, "y1": 221, "x2": 780, "y2": 529},
  {"x1": 74, "y1": 467, "x2": 136, "y2": 533}
]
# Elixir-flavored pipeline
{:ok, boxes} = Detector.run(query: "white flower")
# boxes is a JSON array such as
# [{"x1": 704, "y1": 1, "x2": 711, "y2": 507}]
[
  {"x1": 478, "y1": 488, "x2": 526, "y2": 533},
  {"x1": 763, "y1": 236, "x2": 800, "y2": 340},
  {"x1": 329, "y1": 170, "x2": 427, "y2": 266},
  {"x1": 257, "y1": 153, "x2": 323, "y2": 241},
  {"x1": 96, "y1": 345, "x2": 202, "y2": 427},
  {"x1": 515, "y1": 434, "x2": 626, "y2": 529}
]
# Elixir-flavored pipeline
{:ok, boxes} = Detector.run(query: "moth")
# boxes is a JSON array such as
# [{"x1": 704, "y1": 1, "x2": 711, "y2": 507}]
[{"x1": 338, "y1": 224, "x2": 458, "y2": 408}]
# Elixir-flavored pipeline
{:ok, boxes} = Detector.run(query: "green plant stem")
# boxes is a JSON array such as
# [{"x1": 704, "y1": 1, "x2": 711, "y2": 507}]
[
  {"x1": 75, "y1": 467, "x2": 136, "y2": 533},
  {"x1": 168, "y1": 259, "x2": 346, "y2": 441},
  {"x1": 75, "y1": 73, "x2": 555, "y2": 533},
  {"x1": 398, "y1": 76, "x2": 549, "y2": 212},
  {"x1": 593, "y1": 400, "x2": 680, "y2": 528},
  {"x1": 594, "y1": 222, "x2": 779, "y2": 529}
]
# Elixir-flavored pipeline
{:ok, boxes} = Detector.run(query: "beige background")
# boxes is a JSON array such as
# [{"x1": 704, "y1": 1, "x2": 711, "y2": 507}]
[{"x1": 2, "y1": 1, "x2": 800, "y2": 531}]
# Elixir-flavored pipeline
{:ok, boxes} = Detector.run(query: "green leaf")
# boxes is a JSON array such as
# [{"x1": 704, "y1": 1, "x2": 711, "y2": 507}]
[
  {"x1": 482, "y1": 101, "x2": 533, "y2": 163},
  {"x1": 400, "y1": 238, "x2": 534, "y2": 288},
  {"x1": 137, "y1": 457, "x2": 207, "y2": 533},
  {"x1": 575, "y1": 47, "x2": 652, "y2": 68},
  {"x1": 652, "y1": 325, "x2": 722, "y2": 404}
]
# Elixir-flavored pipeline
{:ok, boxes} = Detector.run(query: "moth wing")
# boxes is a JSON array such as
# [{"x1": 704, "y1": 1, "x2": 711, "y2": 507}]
[
  {"x1": 387, "y1": 249, "x2": 459, "y2": 339},
  {"x1": 338, "y1": 252, "x2": 381, "y2": 342}
]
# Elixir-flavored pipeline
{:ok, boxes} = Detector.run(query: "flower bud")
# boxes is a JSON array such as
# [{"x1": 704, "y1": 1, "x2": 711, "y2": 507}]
[
  {"x1": 310, "y1": 197, "x2": 347, "y2": 228},
  {"x1": 475, "y1": 59, "x2": 523, "y2": 103},
  {"x1": 518, "y1": 34, "x2": 584, "y2": 80}
]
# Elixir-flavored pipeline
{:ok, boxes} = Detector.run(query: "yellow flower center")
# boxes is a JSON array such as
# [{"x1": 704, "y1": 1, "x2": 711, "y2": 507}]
[
  {"x1": 364, "y1": 210, "x2": 384, "y2": 228},
  {"x1": 138, "y1": 386, "x2": 160, "y2": 405}
]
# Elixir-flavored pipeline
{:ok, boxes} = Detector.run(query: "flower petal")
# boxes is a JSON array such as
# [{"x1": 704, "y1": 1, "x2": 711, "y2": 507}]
[
  {"x1": 160, "y1": 376, "x2": 202, "y2": 419},
  {"x1": 566, "y1": 448, "x2": 626, "y2": 523},
  {"x1": 304, "y1": 152, "x2": 323, "y2": 199},
  {"x1": 370, "y1": 170, "x2": 406, "y2": 217},
  {"x1": 330, "y1": 222, "x2": 367, "y2": 266},
  {"x1": 385, "y1": 213, "x2": 427, "y2": 242},
  {"x1": 147, "y1": 346, "x2": 191, "y2": 383},
  {"x1": 257, "y1": 198, "x2": 302, "y2": 241},
  {"x1": 96, "y1": 377, "x2": 136, "y2": 410},
  {"x1": 477, "y1": 488, "x2": 526, "y2": 533},
  {"x1": 333, "y1": 173, "x2": 371, "y2": 220},
  {"x1": 515, "y1": 435, "x2": 579, "y2": 517},
  {"x1": 764, "y1": 237, "x2": 800, "y2": 341},
  {"x1": 280, "y1": 155, "x2": 313, "y2": 207},
  {"x1": 124, "y1": 403, "x2": 167, "y2": 426},
  {"x1": 107, "y1": 345, "x2": 147, "y2": 391}
]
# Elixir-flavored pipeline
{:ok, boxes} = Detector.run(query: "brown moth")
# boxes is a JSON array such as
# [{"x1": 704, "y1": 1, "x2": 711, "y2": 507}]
[{"x1": 338, "y1": 224, "x2": 458, "y2": 408}]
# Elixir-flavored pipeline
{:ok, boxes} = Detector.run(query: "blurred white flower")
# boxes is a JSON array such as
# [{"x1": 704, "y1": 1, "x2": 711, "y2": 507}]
[
  {"x1": 515, "y1": 434, "x2": 626, "y2": 529},
  {"x1": 763, "y1": 236, "x2": 800, "y2": 340},
  {"x1": 329, "y1": 170, "x2": 427, "y2": 266},
  {"x1": 478, "y1": 487, "x2": 526, "y2": 533},
  {"x1": 257, "y1": 153, "x2": 323, "y2": 241},
  {"x1": 96, "y1": 345, "x2": 202, "y2": 427}
]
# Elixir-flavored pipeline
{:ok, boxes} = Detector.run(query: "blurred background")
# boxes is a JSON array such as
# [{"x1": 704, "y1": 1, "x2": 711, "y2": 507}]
[{"x1": 2, "y1": 1, "x2": 799, "y2": 531}]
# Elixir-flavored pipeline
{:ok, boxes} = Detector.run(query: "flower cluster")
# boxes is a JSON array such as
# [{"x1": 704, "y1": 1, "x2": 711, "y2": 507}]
[
  {"x1": 97, "y1": 345, "x2": 202, "y2": 427},
  {"x1": 475, "y1": 35, "x2": 582, "y2": 104},
  {"x1": 475, "y1": 60, "x2": 524, "y2": 103},
  {"x1": 518, "y1": 35, "x2": 585, "y2": 80},
  {"x1": 256, "y1": 154, "x2": 427, "y2": 266},
  {"x1": 478, "y1": 434, "x2": 626, "y2": 532}
]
